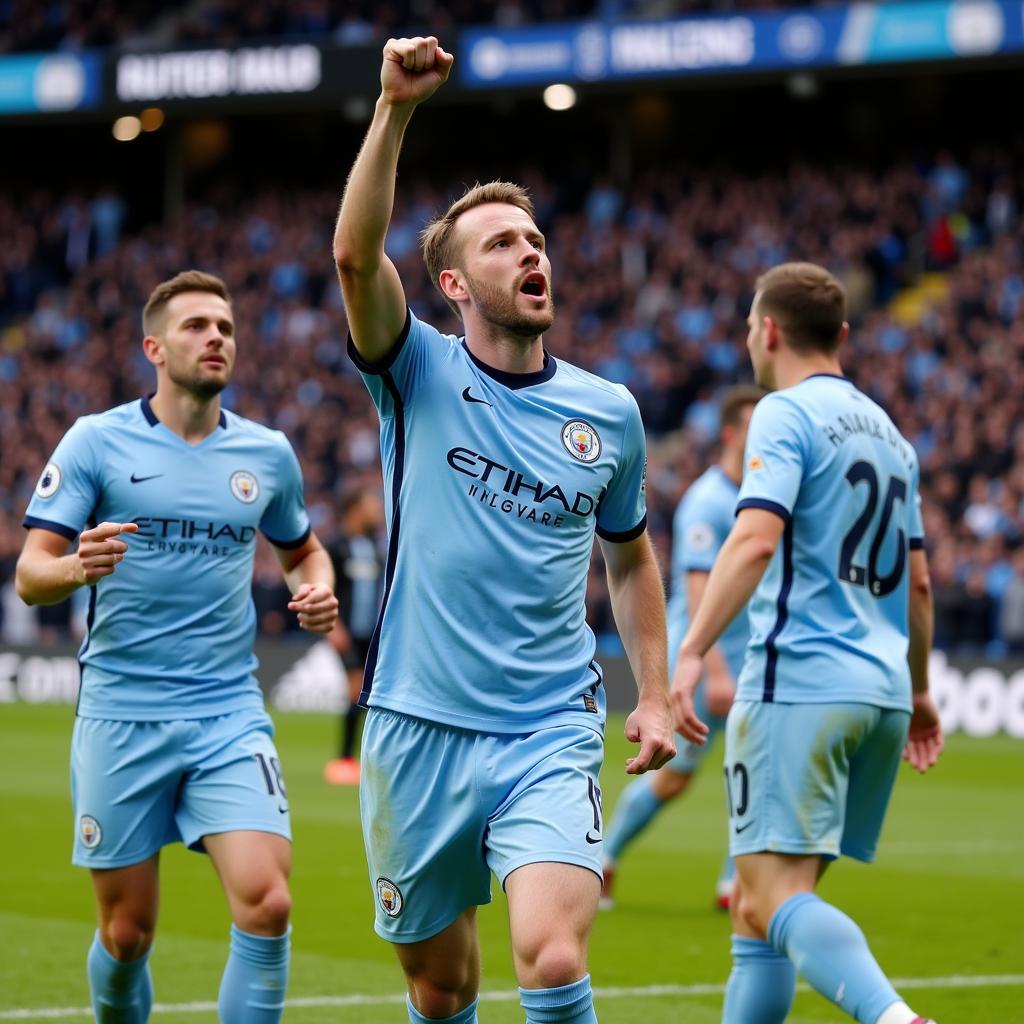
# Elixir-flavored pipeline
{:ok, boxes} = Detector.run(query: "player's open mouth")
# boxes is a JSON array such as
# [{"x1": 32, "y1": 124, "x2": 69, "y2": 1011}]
[{"x1": 519, "y1": 273, "x2": 547, "y2": 299}]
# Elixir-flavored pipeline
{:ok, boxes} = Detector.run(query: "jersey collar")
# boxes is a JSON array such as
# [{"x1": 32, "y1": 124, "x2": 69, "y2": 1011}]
[
  {"x1": 462, "y1": 341, "x2": 557, "y2": 390},
  {"x1": 141, "y1": 394, "x2": 228, "y2": 429}
]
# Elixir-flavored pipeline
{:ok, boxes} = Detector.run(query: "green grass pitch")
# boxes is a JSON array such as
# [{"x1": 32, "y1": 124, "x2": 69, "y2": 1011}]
[{"x1": 1, "y1": 702, "x2": 1021, "y2": 1022}]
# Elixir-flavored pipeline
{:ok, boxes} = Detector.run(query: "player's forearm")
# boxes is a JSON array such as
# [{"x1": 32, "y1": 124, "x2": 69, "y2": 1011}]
[
  {"x1": 680, "y1": 529, "x2": 772, "y2": 658},
  {"x1": 607, "y1": 553, "x2": 670, "y2": 703},
  {"x1": 682, "y1": 570, "x2": 730, "y2": 680},
  {"x1": 333, "y1": 100, "x2": 414, "y2": 274},
  {"x1": 283, "y1": 548, "x2": 335, "y2": 596},
  {"x1": 908, "y1": 567, "x2": 934, "y2": 696},
  {"x1": 15, "y1": 553, "x2": 83, "y2": 606}
]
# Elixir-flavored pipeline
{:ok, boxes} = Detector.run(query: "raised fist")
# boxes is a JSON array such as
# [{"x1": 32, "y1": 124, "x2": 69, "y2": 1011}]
[{"x1": 380, "y1": 36, "x2": 454, "y2": 107}]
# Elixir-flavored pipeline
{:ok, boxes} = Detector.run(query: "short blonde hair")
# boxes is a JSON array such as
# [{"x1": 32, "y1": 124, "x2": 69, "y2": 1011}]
[
  {"x1": 143, "y1": 270, "x2": 231, "y2": 337},
  {"x1": 421, "y1": 181, "x2": 536, "y2": 316},
  {"x1": 754, "y1": 262, "x2": 846, "y2": 354}
]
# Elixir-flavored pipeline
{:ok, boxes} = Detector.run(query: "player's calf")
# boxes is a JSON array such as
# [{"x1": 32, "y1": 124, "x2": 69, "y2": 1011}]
[{"x1": 88, "y1": 933, "x2": 154, "y2": 1023}]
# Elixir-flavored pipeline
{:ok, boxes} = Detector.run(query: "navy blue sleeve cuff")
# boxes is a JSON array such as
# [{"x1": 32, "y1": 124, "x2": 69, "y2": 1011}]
[
  {"x1": 735, "y1": 498, "x2": 792, "y2": 524},
  {"x1": 909, "y1": 537, "x2": 925, "y2": 550},
  {"x1": 23, "y1": 516, "x2": 79, "y2": 541},
  {"x1": 347, "y1": 308, "x2": 412, "y2": 376},
  {"x1": 596, "y1": 514, "x2": 648, "y2": 543},
  {"x1": 263, "y1": 524, "x2": 312, "y2": 550}
]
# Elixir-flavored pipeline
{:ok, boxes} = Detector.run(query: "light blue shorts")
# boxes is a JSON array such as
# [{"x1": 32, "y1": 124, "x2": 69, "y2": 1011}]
[
  {"x1": 70, "y1": 706, "x2": 291, "y2": 869},
  {"x1": 360, "y1": 708, "x2": 604, "y2": 943},
  {"x1": 724, "y1": 701, "x2": 909, "y2": 863},
  {"x1": 666, "y1": 683, "x2": 727, "y2": 775}
]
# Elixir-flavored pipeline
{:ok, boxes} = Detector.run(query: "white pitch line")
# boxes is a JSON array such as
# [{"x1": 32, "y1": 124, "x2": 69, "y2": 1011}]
[{"x1": 2, "y1": 974, "x2": 1022, "y2": 1019}]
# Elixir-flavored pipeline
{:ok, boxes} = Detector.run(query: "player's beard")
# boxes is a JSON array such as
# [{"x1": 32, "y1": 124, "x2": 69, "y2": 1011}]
[
  {"x1": 464, "y1": 271, "x2": 555, "y2": 339},
  {"x1": 168, "y1": 361, "x2": 230, "y2": 399}
]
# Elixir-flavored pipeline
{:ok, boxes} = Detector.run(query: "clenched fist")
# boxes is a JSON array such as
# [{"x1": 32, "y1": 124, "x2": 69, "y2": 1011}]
[{"x1": 380, "y1": 36, "x2": 454, "y2": 108}]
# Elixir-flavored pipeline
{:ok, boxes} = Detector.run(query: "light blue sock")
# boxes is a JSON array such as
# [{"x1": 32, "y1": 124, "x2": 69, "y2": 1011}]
[
  {"x1": 519, "y1": 974, "x2": 597, "y2": 1023},
  {"x1": 604, "y1": 776, "x2": 664, "y2": 862},
  {"x1": 406, "y1": 994, "x2": 480, "y2": 1022},
  {"x1": 768, "y1": 893, "x2": 901, "y2": 1024},
  {"x1": 722, "y1": 935, "x2": 796, "y2": 1024},
  {"x1": 87, "y1": 931, "x2": 153, "y2": 1023},
  {"x1": 218, "y1": 924, "x2": 290, "y2": 1023}
]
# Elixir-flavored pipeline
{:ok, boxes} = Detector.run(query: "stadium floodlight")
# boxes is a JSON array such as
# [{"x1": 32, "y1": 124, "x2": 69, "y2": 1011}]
[
  {"x1": 140, "y1": 107, "x2": 165, "y2": 132},
  {"x1": 112, "y1": 115, "x2": 142, "y2": 141},
  {"x1": 543, "y1": 83, "x2": 577, "y2": 111}
]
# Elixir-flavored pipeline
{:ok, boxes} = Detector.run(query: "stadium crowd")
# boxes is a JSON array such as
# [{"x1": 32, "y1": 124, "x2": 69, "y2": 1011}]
[
  {"x1": 2, "y1": 0, "x2": 851, "y2": 54},
  {"x1": 2, "y1": 147, "x2": 1023, "y2": 655}
]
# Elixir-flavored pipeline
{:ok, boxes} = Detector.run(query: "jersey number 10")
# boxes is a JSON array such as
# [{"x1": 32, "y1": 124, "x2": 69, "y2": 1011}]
[{"x1": 838, "y1": 460, "x2": 907, "y2": 598}]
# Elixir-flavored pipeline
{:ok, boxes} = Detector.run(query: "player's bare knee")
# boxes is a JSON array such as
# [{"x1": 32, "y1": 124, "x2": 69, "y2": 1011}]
[
  {"x1": 239, "y1": 882, "x2": 292, "y2": 934},
  {"x1": 102, "y1": 916, "x2": 154, "y2": 961},
  {"x1": 408, "y1": 973, "x2": 476, "y2": 1019},
  {"x1": 520, "y1": 939, "x2": 587, "y2": 989}
]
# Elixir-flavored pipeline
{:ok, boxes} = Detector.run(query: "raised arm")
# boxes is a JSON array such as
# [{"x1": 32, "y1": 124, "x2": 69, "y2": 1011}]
[{"x1": 334, "y1": 36, "x2": 453, "y2": 364}]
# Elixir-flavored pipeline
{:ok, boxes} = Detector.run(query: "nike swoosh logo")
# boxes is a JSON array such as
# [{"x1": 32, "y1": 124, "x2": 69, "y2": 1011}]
[
  {"x1": 278, "y1": 803, "x2": 289, "y2": 814},
  {"x1": 734, "y1": 820, "x2": 755, "y2": 834},
  {"x1": 585, "y1": 832, "x2": 602, "y2": 844},
  {"x1": 130, "y1": 473, "x2": 163, "y2": 484},
  {"x1": 462, "y1": 387, "x2": 492, "y2": 406}
]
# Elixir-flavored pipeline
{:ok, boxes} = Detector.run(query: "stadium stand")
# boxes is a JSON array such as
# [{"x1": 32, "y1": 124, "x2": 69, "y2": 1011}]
[
  {"x1": 2, "y1": 149, "x2": 1022, "y2": 651},
  {"x1": 1, "y1": 0, "x2": 848, "y2": 53}
]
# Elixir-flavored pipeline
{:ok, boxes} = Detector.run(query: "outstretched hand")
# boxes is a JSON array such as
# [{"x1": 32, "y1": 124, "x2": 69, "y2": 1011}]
[
  {"x1": 75, "y1": 521, "x2": 138, "y2": 586},
  {"x1": 381, "y1": 36, "x2": 454, "y2": 108}
]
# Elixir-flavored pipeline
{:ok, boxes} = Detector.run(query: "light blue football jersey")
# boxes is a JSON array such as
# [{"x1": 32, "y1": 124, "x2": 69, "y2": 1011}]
[
  {"x1": 666, "y1": 465, "x2": 748, "y2": 678},
  {"x1": 735, "y1": 374, "x2": 924, "y2": 711},
  {"x1": 23, "y1": 397, "x2": 311, "y2": 720},
  {"x1": 350, "y1": 310, "x2": 648, "y2": 734}
]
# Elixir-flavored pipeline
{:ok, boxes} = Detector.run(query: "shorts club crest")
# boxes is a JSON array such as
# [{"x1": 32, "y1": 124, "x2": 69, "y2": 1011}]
[
  {"x1": 79, "y1": 815, "x2": 102, "y2": 849},
  {"x1": 376, "y1": 877, "x2": 404, "y2": 917}
]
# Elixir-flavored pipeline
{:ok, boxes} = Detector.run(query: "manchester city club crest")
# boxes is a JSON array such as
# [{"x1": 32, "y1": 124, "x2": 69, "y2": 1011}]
[
  {"x1": 79, "y1": 815, "x2": 102, "y2": 849},
  {"x1": 35, "y1": 462, "x2": 62, "y2": 499},
  {"x1": 229, "y1": 470, "x2": 260, "y2": 504},
  {"x1": 375, "y1": 876, "x2": 403, "y2": 917},
  {"x1": 561, "y1": 419, "x2": 602, "y2": 464}
]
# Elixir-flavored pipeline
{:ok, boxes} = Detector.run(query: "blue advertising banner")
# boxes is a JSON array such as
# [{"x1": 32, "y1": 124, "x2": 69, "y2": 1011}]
[
  {"x1": 458, "y1": 0, "x2": 1024, "y2": 87},
  {"x1": 0, "y1": 52, "x2": 101, "y2": 113}
]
